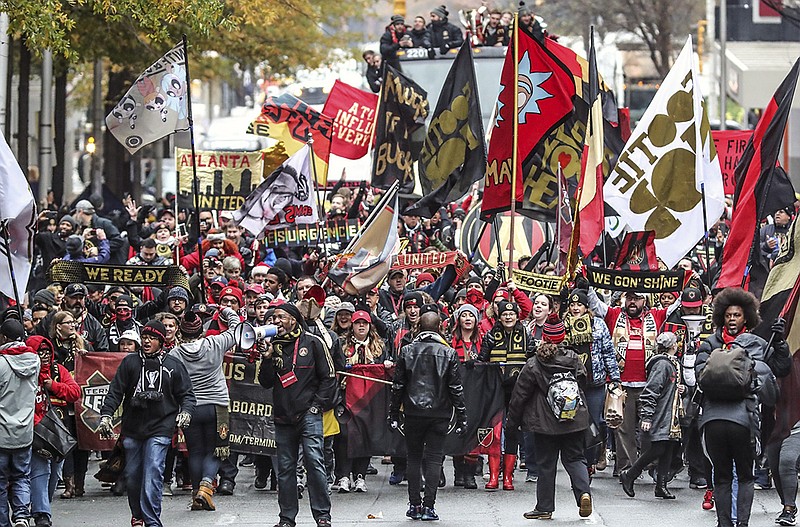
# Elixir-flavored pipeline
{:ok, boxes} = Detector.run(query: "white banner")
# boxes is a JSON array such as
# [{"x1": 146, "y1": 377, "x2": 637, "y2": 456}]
[
  {"x1": 603, "y1": 37, "x2": 725, "y2": 268},
  {"x1": 0, "y1": 130, "x2": 35, "y2": 300}
]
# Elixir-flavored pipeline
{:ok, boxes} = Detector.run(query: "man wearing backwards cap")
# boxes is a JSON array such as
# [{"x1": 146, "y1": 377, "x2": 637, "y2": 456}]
[
  {"x1": 99, "y1": 320, "x2": 195, "y2": 527},
  {"x1": 258, "y1": 303, "x2": 337, "y2": 527},
  {"x1": 585, "y1": 284, "x2": 668, "y2": 476}
]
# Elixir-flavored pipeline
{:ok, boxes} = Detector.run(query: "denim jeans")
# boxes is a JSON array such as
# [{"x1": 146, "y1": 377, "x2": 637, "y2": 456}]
[
  {"x1": 183, "y1": 404, "x2": 222, "y2": 490},
  {"x1": 0, "y1": 446, "x2": 32, "y2": 527},
  {"x1": 30, "y1": 452, "x2": 63, "y2": 519},
  {"x1": 523, "y1": 432, "x2": 539, "y2": 477},
  {"x1": 123, "y1": 435, "x2": 171, "y2": 527},
  {"x1": 584, "y1": 384, "x2": 607, "y2": 465},
  {"x1": 275, "y1": 411, "x2": 331, "y2": 526}
]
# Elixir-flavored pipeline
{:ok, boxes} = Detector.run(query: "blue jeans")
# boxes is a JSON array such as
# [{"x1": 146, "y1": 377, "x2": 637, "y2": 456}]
[
  {"x1": 183, "y1": 404, "x2": 222, "y2": 490},
  {"x1": 0, "y1": 446, "x2": 32, "y2": 527},
  {"x1": 30, "y1": 452, "x2": 63, "y2": 519},
  {"x1": 584, "y1": 384, "x2": 607, "y2": 465},
  {"x1": 123, "y1": 436, "x2": 171, "y2": 527},
  {"x1": 275, "y1": 411, "x2": 331, "y2": 526}
]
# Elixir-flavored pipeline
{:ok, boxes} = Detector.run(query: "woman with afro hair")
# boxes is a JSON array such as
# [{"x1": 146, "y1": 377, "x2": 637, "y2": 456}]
[{"x1": 695, "y1": 287, "x2": 790, "y2": 527}]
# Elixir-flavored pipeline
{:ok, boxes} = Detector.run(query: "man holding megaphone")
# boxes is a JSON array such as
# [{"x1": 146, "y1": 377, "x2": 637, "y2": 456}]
[{"x1": 257, "y1": 302, "x2": 337, "y2": 527}]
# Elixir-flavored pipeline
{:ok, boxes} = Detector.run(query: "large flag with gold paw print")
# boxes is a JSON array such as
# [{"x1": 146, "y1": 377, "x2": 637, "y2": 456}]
[{"x1": 604, "y1": 37, "x2": 725, "y2": 268}]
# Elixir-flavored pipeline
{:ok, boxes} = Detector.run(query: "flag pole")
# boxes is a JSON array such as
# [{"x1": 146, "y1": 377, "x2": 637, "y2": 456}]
[
  {"x1": 468, "y1": 220, "x2": 490, "y2": 262},
  {"x1": 182, "y1": 34, "x2": 206, "y2": 301},
  {"x1": 508, "y1": 13, "x2": 520, "y2": 271},
  {"x1": 0, "y1": 220, "x2": 23, "y2": 319},
  {"x1": 700, "y1": 184, "x2": 712, "y2": 289},
  {"x1": 174, "y1": 189, "x2": 181, "y2": 267},
  {"x1": 307, "y1": 133, "x2": 327, "y2": 248},
  {"x1": 556, "y1": 164, "x2": 562, "y2": 268}
]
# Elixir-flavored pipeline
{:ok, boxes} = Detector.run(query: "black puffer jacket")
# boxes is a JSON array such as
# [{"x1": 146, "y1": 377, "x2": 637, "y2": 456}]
[
  {"x1": 428, "y1": 19, "x2": 464, "y2": 53},
  {"x1": 389, "y1": 331, "x2": 466, "y2": 420}
]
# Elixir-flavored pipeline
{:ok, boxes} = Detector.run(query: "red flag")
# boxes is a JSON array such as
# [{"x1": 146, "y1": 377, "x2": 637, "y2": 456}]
[
  {"x1": 717, "y1": 59, "x2": 799, "y2": 293},
  {"x1": 576, "y1": 29, "x2": 604, "y2": 256},
  {"x1": 615, "y1": 231, "x2": 659, "y2": 272},
  {"x1": 481, "y1": 26, "x2": 576, "y2": 220},
  {"x1": 322, "y1": 80, "x2": 378, "y2": 160}
]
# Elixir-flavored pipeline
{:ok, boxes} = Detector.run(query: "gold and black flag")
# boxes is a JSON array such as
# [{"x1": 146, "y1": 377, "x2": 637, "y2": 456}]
[
  {"x1": 406, "y1": 41, "x2": 486, "y2": 218},
  {"x1": 371, "y1": 65, "x2": 429, "y2": 193}
]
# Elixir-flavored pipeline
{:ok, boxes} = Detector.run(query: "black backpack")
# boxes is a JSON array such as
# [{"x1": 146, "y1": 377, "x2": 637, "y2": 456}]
[{"x1": 698, "y1": 346, "x2": 755, "y2": 401}]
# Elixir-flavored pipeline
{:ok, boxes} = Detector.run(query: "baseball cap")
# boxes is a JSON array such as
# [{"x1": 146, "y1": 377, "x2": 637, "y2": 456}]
[
  {"x1": 351, "y1": 310, "x2": 372, "y2": 324},
  {"x1": 681, "y1": 287, "x2": 703, "y2": 308},
  {"x1": 65, "y1": 283, "x2": 88, "y2": 297}
]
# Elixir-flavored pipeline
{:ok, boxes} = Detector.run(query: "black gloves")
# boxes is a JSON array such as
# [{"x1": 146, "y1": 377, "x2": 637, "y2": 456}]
[
  {"x1": 439, "y1": 44, "x2": 449, "y2": 55},
  {"x1": 575, "y1": 275, "x2": 590, "y2": 291},
  {"x1": 772, "y1": 317, "x2": 786, "y2": 342}
]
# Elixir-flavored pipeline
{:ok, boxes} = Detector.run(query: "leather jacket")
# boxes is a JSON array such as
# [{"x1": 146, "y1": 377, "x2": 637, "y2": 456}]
[{"x1": 390, "y1": 331, "x2": 466, "y2": 420}]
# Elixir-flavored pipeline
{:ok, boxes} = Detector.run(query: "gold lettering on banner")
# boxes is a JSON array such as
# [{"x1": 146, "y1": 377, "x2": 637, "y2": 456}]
[{"x1": 511, "y1": 270, "x2": 565, "y2": 295}]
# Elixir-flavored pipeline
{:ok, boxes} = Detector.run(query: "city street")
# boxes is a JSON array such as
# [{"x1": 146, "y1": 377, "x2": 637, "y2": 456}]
[{"x1": 52, "y1": 458, "x2": 784, "y2": 526}]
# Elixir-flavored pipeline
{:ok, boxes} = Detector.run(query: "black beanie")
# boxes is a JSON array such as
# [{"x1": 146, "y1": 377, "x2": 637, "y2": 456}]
[
  {"x1": 274, "y1": 303, "x2": 308, "y2": 331},
  {"x1": 141, "y1": 320, "x2": 167, "y2": 343},
  {"x1": 180, "y1": 312, "x2": 204, "y2": 339}
]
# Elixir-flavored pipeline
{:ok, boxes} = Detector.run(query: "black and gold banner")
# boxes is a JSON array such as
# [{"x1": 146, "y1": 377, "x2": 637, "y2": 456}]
[
  {"x1": 263, "y1": 219, "x2": 361, "y2": 247},
  {"x1": 511, "y1": 269, "x2": 566, "y2": 295},
  {"x1": 225, "y1": 353, "x2": 276, "y2": 455},
  {"x1": 585, "y1": 267, "x2": 689, "y2": 293},
  {"x1": 47, "y1": 261, "x2": 190, "y2": 290}
]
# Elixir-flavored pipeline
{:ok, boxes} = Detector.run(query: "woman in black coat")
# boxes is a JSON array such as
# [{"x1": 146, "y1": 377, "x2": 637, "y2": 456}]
[{"x1": 506, "y1": 333, "x2": 592, "y2": 520}]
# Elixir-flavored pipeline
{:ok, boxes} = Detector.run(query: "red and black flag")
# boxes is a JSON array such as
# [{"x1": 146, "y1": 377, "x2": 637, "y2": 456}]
[
  {"x1": 406, "y1": 41, "x2": 486, "y2": 218},
  {"x1": 615, "y1": 231, "x2": 659, "y2": 272},
  {"x1": 344, "y1": 364, "x2": 505, "y2": 457},
  {"x1": 480, "y1": 25, "x2": 623, "y2": 223},
  {"x1": 371, "y1": 66, "x2": 429, "y2": 193},
  {"x1": 717, "y1": 59, "x2": 800, "y2": 295}
]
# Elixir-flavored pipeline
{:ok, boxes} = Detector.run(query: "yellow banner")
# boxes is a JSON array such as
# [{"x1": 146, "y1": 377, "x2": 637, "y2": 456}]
[{"x1": 511, "y1": 269, "x2": 566, "y2": 295}]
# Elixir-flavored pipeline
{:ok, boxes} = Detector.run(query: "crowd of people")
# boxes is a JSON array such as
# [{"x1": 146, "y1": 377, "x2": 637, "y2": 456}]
[
  {"x1": 363, "y1": 2, "x2": 553, "y2": 93},
  {"x1": 0, "y1": 170, "x2": 795, "y2": 527}
]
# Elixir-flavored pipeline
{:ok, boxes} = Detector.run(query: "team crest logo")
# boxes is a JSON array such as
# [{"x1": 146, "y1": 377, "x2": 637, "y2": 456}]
[
  {"x1": 80, "y1": 371, "x2": 121, "y2": 433},
  {"x1": 218, "y1": 423, "x2": 229, "y2": 440},
  {"x1": 299, "y1": 347, "x2": 308, "y2": 357},
  {"x1": 477, "y1": 428, "x2": 494, "y2": 448},
  {"x1": 626, "y1": 242, "x2": 645, "y2": 266}
]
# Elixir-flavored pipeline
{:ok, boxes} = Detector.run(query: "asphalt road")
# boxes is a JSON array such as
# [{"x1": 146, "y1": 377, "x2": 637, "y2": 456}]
[{"x1": 52, "y1": 457, "x2": 784, "y2": 526}]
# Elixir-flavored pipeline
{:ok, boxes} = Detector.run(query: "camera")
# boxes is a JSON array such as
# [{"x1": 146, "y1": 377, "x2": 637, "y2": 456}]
[{"x1": 131, "y1": 390, "x2": 164, "y2": 408}]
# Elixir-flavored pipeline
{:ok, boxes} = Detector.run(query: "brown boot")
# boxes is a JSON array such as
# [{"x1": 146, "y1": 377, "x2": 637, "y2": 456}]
[
  {"x1": 502, "y1": 454, "x2": 516, "y2": 491},
  {"x1": 61, "y1": 476, "x2": 75, "y2": 499},
  {"x1": 194, "y1": 480, "x2": 216, "y2": 511},
  {"x1": 74, "y1": 473, "x2": 85, "y2": 497},
  {"x1": 485, "y1": 454, "x2": 501, "y2": 490},
  {"x1": 190, "y1": 491, "x2": 204, "y2": 511}
]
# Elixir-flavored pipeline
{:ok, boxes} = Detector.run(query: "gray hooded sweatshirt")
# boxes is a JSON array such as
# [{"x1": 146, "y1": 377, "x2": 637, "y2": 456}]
[
  {"x1": 0, "y1": 342, "x2": 41, "y2": 449},
  {"x1": 171, "y1": 308, "x2": 240, "y2": 406}
]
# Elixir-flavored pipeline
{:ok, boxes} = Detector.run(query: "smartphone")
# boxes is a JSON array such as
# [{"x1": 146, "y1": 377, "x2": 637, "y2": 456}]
[{"x1": 178, "y1": 223, "x2": 188, "y2": 237}]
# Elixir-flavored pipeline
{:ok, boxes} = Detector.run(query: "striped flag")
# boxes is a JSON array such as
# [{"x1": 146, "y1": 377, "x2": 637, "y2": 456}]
[
  {"x1": 717, "y1": 59, "x2": 800, "y2": 295},
  {"x1": 615, "y1": 231, "x2": 658, "y2": 272},
  {"x1": 575, "y1": 28, "x2": 605, "y2": 256}
]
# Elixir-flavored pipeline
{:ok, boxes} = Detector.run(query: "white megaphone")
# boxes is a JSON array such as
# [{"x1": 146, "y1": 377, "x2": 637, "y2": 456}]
[
  {"x1": 234, "y1": 322, "x2": 278, "y2": 350},
  {"x1": 681, "y1": 314, "x2": 706, "y2": 338}
]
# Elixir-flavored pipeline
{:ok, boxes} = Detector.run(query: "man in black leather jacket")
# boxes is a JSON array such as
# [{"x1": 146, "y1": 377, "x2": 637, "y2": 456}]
[{"x1": 389, "y1": 307, "x2": 467, "y2": 521}]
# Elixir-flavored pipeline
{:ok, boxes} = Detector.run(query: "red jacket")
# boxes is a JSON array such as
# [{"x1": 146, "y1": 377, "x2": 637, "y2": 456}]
[{"x1": 27, "y1": 336, "x2": 81, "y2": 426}]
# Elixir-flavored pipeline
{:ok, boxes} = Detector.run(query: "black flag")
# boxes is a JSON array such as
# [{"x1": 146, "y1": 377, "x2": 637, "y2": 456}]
[
  {"x1": 371, "y1": 65, "x2": 429, "y2": 193},
  {"x1": 406, "y1": 42, "x2": 486, "y2": 218}
]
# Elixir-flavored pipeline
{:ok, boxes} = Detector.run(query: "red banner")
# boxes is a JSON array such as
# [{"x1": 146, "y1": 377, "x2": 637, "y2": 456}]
[
  {"x1": 74, "y1": 353, "x2": 125, "y2": 451},
  {"x1": 711, "y1": 130, "x2": 753, "y2": 195},
  {"x1": 322, "y1": 80, "x2": 378, "y2": 160},
  {"x1": 391, "y1": 251, "x2": 472, "y2": 280}
]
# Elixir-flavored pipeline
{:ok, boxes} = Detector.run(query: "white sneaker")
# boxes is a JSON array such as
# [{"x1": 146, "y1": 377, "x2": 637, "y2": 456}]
[
  {"x1": 162, "y1": 482, "x2": 174, "y2": 496},
  {"x1": 354, "y1": 475, "x2": 367, "y2": 493},
  {"x1": 337, "y1": 476, "x2": 351, "y2": 493}
]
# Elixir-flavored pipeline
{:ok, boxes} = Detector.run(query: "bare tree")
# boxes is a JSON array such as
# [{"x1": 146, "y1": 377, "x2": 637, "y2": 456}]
[{"x1": 536, "y1": 0, "x2": 702, "y2": 77}]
